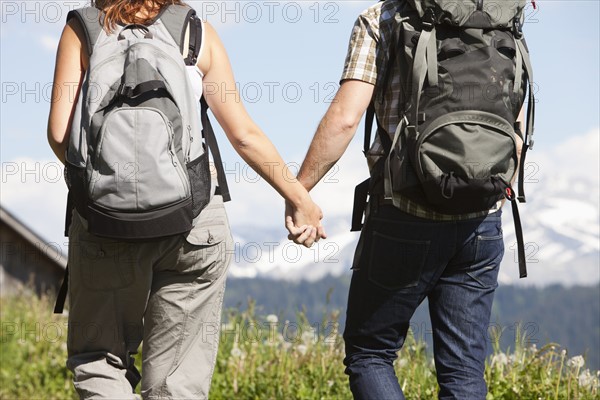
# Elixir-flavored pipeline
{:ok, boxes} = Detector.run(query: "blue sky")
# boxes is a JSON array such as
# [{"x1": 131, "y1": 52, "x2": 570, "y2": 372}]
[
  {"x1": 1, "y1": 1, "x2": 599, "y2": 274},
  {"x1": 2, "y1": 1, "x2": 598, "y2": 161}
]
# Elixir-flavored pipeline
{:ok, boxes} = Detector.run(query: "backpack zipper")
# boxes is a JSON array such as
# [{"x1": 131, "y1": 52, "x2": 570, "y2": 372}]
[
  {"x1": 186, "y1": 125, "x2": 193, "y2": 163},
  {"x1": 167, "y1": 121, "x2": 191, "y2": 195},
  {"x1": 167, "y1": 121, "x2": 176, "y2": 166}
]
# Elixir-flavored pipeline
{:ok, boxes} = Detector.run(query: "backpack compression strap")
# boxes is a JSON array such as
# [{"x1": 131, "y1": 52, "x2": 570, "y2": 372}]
[
  {"x1": 407, "y1": 9, "x2": 438, "y2": 138},
  {"x1": 515, "y1": 36, "x2": 535, "y2": 203}
]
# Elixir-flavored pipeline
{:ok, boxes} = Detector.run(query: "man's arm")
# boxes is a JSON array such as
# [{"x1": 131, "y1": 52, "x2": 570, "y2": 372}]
[
  {"x1": 287, "y1": 10, "x2": 378, "y2": 243},
  {"x1": 284, "y1": 80, "x2": 374, "y2": 241},
  {"x1": 200, "y1": 22, "x2": 322, "y2": 246},
  {"x1": 296, "y1": 80, "x2": 375, "y2": 191}
]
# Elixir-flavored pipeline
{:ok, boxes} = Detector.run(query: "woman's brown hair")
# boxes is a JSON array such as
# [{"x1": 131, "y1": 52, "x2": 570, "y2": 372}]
[{"x1": 93, "y1": 0, "x2": 185, "y2": 32}]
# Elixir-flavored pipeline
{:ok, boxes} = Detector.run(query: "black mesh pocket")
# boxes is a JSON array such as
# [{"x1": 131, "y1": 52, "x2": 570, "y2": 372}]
[{"x1": 186, "y1": 152, "x2": 211, "y2": 218}]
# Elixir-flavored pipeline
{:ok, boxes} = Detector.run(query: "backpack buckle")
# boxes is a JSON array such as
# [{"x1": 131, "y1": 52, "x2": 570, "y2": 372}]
[
  {"x1": 117, "y1": 83, "x2": 133, "y2": 98},
  {"x1": 422, "y1": 8, "x2": 436, "y2": 31},
  {"x1": 513, "y1": 18, "x2": 524, "y2": 39},
  {"x1": 406, "y1": 125, "x2": 418, "y2": 139}
]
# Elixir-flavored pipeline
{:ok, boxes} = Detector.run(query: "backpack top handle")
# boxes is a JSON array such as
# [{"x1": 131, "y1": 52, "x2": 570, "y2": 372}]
[{"x1": 66, "y1": 4, "x2": 197, "y2": 59}]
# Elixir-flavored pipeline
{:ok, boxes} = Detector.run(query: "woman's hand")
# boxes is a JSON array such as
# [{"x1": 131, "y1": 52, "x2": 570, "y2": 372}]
[{"x1": 285, "y1": 198, "x2": 327, "y2": 248}]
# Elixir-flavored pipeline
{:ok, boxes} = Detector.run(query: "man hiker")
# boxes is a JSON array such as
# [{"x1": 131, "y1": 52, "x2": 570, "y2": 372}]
[{"x1": 288, "y1": 0, "x2": 533, "y2": 398}]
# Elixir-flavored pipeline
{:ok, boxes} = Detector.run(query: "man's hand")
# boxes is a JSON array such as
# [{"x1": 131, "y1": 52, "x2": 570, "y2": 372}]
[{"x1": 285, "y1": 199, "x2": 327, "y2": 248}]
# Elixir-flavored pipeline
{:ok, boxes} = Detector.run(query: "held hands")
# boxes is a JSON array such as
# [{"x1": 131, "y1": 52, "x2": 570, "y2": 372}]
[{"x1": 285, "y1": 198, "x2": 327, "y2": 248}]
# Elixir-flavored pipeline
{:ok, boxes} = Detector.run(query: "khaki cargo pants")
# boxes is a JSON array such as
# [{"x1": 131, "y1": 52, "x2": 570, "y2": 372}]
[{"x1": 66, "y1": 195, "x2": 233, "y2": 399}]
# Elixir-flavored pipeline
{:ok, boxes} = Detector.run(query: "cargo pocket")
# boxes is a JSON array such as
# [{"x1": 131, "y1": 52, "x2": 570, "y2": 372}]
[
  {"x1": 185, "y1": 197, "x2": 229, "y2": 246},
  {"x1": 183, "y1": 196, "x2": 232, "y2": 282},
  {"x1": 368, "y1": 232, "x2": 430, "y2": 290},
  {"x1": 76, "y1": 239, "x2": 136, "y2": 291},
  {"x1": 186, "y1": 151, "x2": 211, "y2": 218}
]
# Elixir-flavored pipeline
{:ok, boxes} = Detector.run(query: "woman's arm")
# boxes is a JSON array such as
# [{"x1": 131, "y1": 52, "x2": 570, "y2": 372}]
[
  {"x1": 47, "y1": 19, "x2": 87, "y2": 164},
  {"x1": 198, "y1": 22, "x2": 325, "y2": 245}
]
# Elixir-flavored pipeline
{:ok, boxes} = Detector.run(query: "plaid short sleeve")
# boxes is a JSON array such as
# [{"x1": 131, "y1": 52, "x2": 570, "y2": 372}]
[{"x1": 341, "y1": 15, "x2": 379, "y2": 85}]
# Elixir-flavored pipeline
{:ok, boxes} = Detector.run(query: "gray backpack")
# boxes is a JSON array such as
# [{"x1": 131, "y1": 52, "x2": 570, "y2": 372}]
[
  {"x1": 64, "y1": 4, "x2": 230, "y2": 241},
  {"x1": 353, "y1": 0, "x2": 535, "y2": 278}
]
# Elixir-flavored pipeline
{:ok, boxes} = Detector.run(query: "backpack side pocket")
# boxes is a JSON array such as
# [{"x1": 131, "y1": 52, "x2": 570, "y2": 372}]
[{"x1": 186, "y1": 151, "x2": 211, "y2": 218}]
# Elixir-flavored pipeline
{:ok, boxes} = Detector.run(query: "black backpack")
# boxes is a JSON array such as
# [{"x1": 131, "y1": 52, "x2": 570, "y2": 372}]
[{"x1": 353, "y1": 0, "x2": 535, "y2": 279}]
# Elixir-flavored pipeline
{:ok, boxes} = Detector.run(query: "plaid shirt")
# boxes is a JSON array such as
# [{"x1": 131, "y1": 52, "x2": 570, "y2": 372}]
[{"x1": 341, "y1": 0, "x2": 499, "y2": 220}]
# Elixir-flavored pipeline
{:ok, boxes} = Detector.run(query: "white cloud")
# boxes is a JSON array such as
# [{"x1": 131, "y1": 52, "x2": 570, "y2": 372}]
[
  {"x1": 2, "y1": 128, "x2": 598, "y2": 286},
  {"x1": 39, "y1": 34, "x2": 59, "y2": 52},
  {"x1": 223, "y1": 140, "x2": 367, "y2": 239},
  {"x1": 1, "y1": 158, "x2": 69, "y2": 250},
  {"x1": 499, "y1": 127, "x2": 600, "y2": 286}
]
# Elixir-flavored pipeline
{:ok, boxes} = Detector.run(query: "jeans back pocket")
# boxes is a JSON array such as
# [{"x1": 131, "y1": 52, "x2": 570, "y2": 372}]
[{"x1": 368, "y1": 231, "x2": 430, "y2": 290}]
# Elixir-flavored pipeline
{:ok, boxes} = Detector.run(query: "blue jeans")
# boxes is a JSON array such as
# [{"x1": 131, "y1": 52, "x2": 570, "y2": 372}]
[{"x1": 343, "y1": 205, "x2": 504, "y2": 400}]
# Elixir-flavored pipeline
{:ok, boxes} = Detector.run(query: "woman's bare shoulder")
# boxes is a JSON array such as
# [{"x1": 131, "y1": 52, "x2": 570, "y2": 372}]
[
  {"x1": 58, "y1": 16, "x2": 89, "y2": 69},
  {"x1": 197, "y1": 21, "x2": 228, "y2": 75}
]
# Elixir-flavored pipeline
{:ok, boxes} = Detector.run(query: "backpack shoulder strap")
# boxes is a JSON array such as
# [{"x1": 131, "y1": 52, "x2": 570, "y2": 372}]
[
  {"x1": 66, "y1": 7, "x2": 103, "y2": 57},
  {"x1": 201, "y1": 98, "x2": 231, "y2": 202},
  {"x1": 160, "y1": 4, "x2": 202, "y2": 66},
  {"x1": 162, "y1": 5, "x2": 231, "y2": 202}
]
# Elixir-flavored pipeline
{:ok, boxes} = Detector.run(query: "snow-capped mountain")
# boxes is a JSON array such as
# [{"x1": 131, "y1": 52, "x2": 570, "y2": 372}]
[
  {"x1": 228, "y1": 129, "x2": 600, "y2": 287},
  {"x1": 1, "y1": 130, "x2": 598, "y2": 287},
  {"x1": 498, "y1": 130, "x2": 600, "y2": 286}
]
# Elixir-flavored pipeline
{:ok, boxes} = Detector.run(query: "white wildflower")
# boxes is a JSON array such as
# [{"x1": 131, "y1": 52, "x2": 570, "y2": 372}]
[
  {"x1": 492, "y1": 353, "x2": 509, "y2": 367},
  {"x1": 567, "y1": 355, "x2": 585, "y2": 369},
  {"x1": 230, "y1": 346, "x2": 244, "y2": 359},
  {"x1": 397, "y1": 358, "x2": 409, "y2": 368},
  {"x1": 529, "y1": 344, "x2": 537, "y2": 353},
  {"x1": 327, "y1": 380, "x2": 334, "y2": 388},
  {"x1": 301, "y1": 328, "x2": 318, "y2": 345},
  {"x1": 266, "y1": 314, "x2": 278, "y2": 324},
  {"x1": 297, "y1": 344, "x2": 308, "y2": 356},
  {"x1": 578, "y1": 369, "x2": 595, "y2": 388}
]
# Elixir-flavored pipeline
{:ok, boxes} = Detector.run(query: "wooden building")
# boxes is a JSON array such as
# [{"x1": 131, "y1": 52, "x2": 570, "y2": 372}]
[{"x1": 0, "y1": 206, "x2": 66, "y2": 297}]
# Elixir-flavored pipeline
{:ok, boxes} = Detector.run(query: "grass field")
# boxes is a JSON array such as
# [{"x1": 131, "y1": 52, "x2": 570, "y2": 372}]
[{"x1": 1, "y1": 293, "x2": 598, "y2": 399}]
